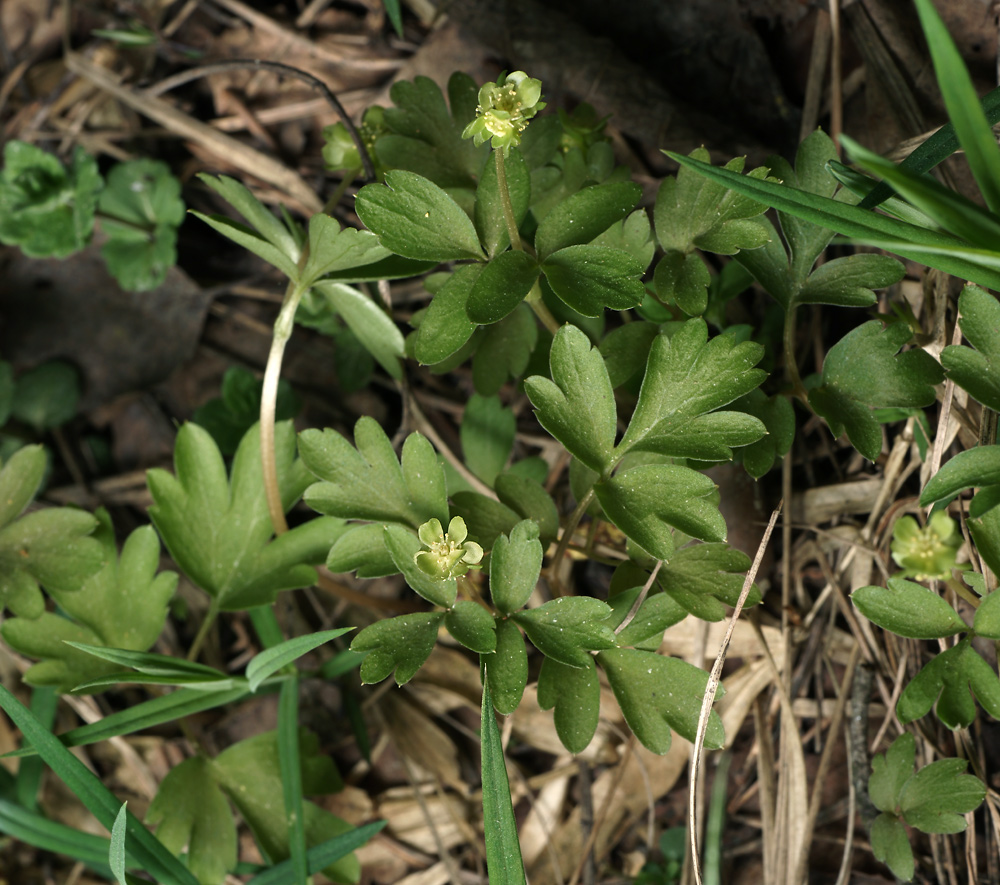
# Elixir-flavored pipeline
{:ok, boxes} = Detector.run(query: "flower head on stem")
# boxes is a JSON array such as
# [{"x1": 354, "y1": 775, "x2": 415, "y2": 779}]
[
  {"x1": 462, "y1": 72, "x2": 546, "y2": 156},
  {"x1": 415, "y1": 516, "x2": 484, "y2": 579}
]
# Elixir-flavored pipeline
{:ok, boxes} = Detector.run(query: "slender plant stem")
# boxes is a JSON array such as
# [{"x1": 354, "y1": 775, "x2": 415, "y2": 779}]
[
  {"x1": 261, "y1": 279, "x2": 308, "y2": 536},
  {"x1": 493, "y1": 150, "x2": 560, "y2": 335},
  {"x1": 322, "y1": 168, "x2": 358, "y2": 215},
  {"x1": 187, "y1": 601, "x2": 220, "y2": 662},
  {"x1": 782, "y1": 305, "x2": 808, "y2": 401},
  {"x1": 549, "y1": 487, "x2": 596, "y2": 594}
]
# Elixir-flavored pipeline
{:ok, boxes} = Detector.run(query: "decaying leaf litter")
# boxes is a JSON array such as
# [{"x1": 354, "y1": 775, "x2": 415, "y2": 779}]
[{"x1": 1, "y1": 0, "x2": 999, "y2": 883}]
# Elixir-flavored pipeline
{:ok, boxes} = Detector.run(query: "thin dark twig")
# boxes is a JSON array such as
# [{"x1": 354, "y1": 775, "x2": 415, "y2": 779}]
[{"x1": 147, "y1": 59, "x2": 376, "y2": 180}]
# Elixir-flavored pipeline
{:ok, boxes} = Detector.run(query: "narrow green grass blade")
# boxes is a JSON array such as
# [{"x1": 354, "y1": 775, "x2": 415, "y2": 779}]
[
  {"x1": 0, "y1": 684, "x2": 200, "y2": 885},
  {"x1": 842, "y1": 135, "x2": 1000, "y2": 248},
  {"x1": 480, "y1": 667, "x2": 526, "y2": 885},
  {"x1": 247, "y1": 628, "x2": 353, "y2": 692},
  {"x1": 16, "y1": 687, "x2": 55, "y2": 810},
  {"x1": 382, "y1": 0, "x2": 404, "y2": 37},
  {"x1": 861, "y1": 84, "x2": 1000, "y2": 209},
  {"x1": 665, "y1": 152, "x2": 1000, "y2": 290},
  {"x1": 0, "y1": 797, "x2": 113, "y2": 872},
  {"x1": 277, "y1": 677, "x2": 308, "y2": 885},
  {"x1": 828, "y1": 160, "x2": 941, "y2": 228},
  {"x1": 243, "y1": 821, "x2": 386, "y2": 885},
  {"x1": 110, "y1": 802, "x2": 128, "y2": 885},
  {"x1": 914, "y1": 0, "x2": 1000, "y2": 213},
  {"x1": 249, "y1": 605, "x2": 286, "y2": 649},
  {"x1": 4, "y1": 687, "x2": 250, "y2": 759}
]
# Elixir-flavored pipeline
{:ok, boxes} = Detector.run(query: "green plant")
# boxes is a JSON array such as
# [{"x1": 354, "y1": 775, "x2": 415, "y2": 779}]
[
  {"x1": 3, "y1": 2, "x2": 998, "y2": 879},
  {"x1": 0, "y1": 141, "x2": 185, "y2": 291}
]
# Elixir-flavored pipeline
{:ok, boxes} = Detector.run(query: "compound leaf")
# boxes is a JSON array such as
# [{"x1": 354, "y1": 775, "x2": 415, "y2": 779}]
[
  {"x1": 900, "y1": 757, "x2": 986, "y2": 834},
  {"x1": 540, "y1": 245, "x2": 645, "y2": 316},
  {"x1": 870, "y1": 813, "x2": 914, "y2": 882},
  {"x1": 466, "y1": 250, "x2": 540, "y2": 325},
  {"x1": 534, "y1": 181, "x2": 641, "y2": 262},
  {"x1": 869, "y1": 733, "x2": 916, "y2": 813},
  {"x1": 445, "y1": 601, "x2": 496, "y2": 653},
  {"x1": 656, "y1": 543, "x2": 758, "y2": 622},
  {"x1": 2, "y1": 510, "x2": 176, "y2": 692},
  {"x1": 148, "y1": 422, "x2": 333, "y2": 610},
  {"x1": 414, "y1": 265, "x2": 481, "y2": 365},
  {"x1": 897, "y1": 641, "x2": 1000, "y2": 728}
]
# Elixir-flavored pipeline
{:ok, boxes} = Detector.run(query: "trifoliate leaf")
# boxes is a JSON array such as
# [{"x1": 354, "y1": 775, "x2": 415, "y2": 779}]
[
  {"x1": 355, "y1": 170, "x2": 484, "y2": 262},
  {"x1": 896, "y1": 641, "x2": 1000, "y2": 728},
  {"x1": 512, "y1": 597, "x2": 617, "y2": 668},
  {"x1": 146, "y1": 756, "x2": 236, "y2": 885},
  {"x1": 299, "y1": 213, "x2": 390, "y2": 288},
  {"x1": 852, "y1": 578, "x2": 966, "y2": 639},
  {"x1": 97, "y1": 159, "x2": 185, "y2": 291},
  {"x1": 471, "y1": 304, "x2": 538, "y2": 396},
  {"x1": 1, "y1": 510, "x2": 175, "y2": 692},
  {"x1": 351, "y1": 612, "x2": 444, "y2": 685},
  {"x1": 445, "y1": 601, "x2": 496, "y2": 653},
  {"x1": 486, "y1": 618, "x2": 528, "y2": 714},
  {"x1": 870, "y1": 813, "x2": 914, "y2": 882},
  {"x1": 301, "y1": 418, "x2": 448, "y2": 529},
  {"x1": 899, "y1": 758, "x2": 986, "y2": 834},
  {"x1": 148, "y1": 422, "x2": 338, "y2": 610},
  {"x1": 0, "y1": 141, "x2": 101, "y2": 258},
  {"x1": 796, "y1": 254, "x2": 905, "y2": 307},
  {"x1": 809, "y1": 320, "x2": 944, "y2": 461},
  {"x1": 592, "y1": 208, "x2": 656, "y2": 268},
  {"x1": 941, "y1": 284, "x2": 1000, "y2": 412},
  {"x1": 214, "y1": 730, "x2": 356, "y2": 884},
  {"x1": 598, "y1": 648, "x2": 725, "y2": 754},
  {"x1": 537, "y1": 656, "x2": 600, "y2": 753},
  {"x1": 869, "y1": 732, "x2": 915, "y2": 813},
  {"x1": 0, "y1": 446, "x2": 104, "y2": 618},
  {"x1": 489, "y1": 520, "x2": 543, "y2": 615},
  {"x1": 617, "y1": 320, "x2": 767, "y2": 459},
  {"x1": 524, "y1": 324, "x2": 617, "y2": 474},
  {"x1": 595, "y1": 466, "x2": 726, "y2": 560}
]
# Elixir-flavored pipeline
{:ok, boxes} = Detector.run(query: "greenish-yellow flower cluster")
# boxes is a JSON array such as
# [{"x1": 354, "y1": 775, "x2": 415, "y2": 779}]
[
  {"x1": 322, "y1": 106, "x2": 387, "y2": 175},
  {"x1": 891, "y1": 512, "x2": 964, "y2": 581},
  {"x1": 414, "y1": 516, "x2": 483, "y2": 580},
  {"x1": 462, "y1": 72, "x2": 546, "y2": 156}
]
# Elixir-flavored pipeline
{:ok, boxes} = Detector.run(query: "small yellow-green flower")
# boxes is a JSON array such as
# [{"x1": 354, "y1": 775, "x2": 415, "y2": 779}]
[
  {"x1": 414, "y1": 516, "x2": 483, "y2": 579},
  {"x1": 322, "y1": 106, "x2": 386, "y2": 174},
  {"x1": 462, "y1": 72, "x2": 546, "y2": 156},
  {"x1": 891, "y1": 512, "x2": 965, "y2": 581}
]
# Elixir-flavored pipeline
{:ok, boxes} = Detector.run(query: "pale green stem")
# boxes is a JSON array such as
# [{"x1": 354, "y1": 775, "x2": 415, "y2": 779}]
[
  {"x1": 322, "y1": 168, "x2": 359, "y2": 215},
  {"x1": 783, "y1": 305, "x2": 808, "y2": 401},
  {"x1": 494, "y1": 150, "x2": 560, "y2": 336},
  {"x1": 549, "y1": 488, "x2": 596, "y2": 595},
  {"x1": 261, "y1": 279, "x2": 309, "y2": 536}
]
